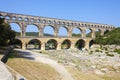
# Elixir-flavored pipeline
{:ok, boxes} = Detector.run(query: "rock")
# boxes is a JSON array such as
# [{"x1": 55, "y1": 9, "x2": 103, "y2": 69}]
[
  {"x1": 94, "y1": 70, "x2": 105, "y2": 75},
  {"x1": 0, "y1": 61, "x2": 14, "y2": 80}
]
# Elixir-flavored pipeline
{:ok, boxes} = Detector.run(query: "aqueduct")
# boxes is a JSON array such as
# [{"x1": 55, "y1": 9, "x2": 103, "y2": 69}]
[{"x1": 0, "y1": 11, "x2": 115, "y2": 50}]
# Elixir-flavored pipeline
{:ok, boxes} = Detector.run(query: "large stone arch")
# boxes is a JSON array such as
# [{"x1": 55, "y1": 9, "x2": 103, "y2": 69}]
[
  {"x1": 75, "y1": 39, "x2": 85, "y2": 50},
  {"x1": 46, "y1": 39, "x2": 57, "y2": 50},
  {"x1": 9, "y1": 22, "x2": 21, "y2": 36},
  {"x1": 86, "y1": 28, "x2": 93, "y2": 37},
  {"x1": 43, "y1": 25, "x2": 55, "y2": 36},
  {"x1": 61, "y1": 39, "x2": 71, "y2": 49},
  {"x1": 58, "y1": 26, "x2": 68, "y2": 36},
  {"x1": 25, "y1": 24, "x2": 39, "y2": 36},
  {"x1": 72, "y1": 27, "x2": 82, "y2": 37},
  {"x1": 27, "y1": 39, "x2": 41, "y2": 50}
]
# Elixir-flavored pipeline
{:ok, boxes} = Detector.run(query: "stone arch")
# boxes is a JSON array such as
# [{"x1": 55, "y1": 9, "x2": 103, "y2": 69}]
[
  {"x1": 9, "y1": 39, "x2": 22, "y2": 48},
  {"x1": 61, "y1": 39, "x2": 71, "y2": 49},
  {"x1": 104, "y1": 29, "x2": 109, "y2": 35},
  {"x1": 95, "y1": 29, "x2": 101, "y2": 37},
  {"x1": 75, "y1": 39, "x2": 85, "y2": 50},
  {"x1": 27, "y1": 39, "x2": 41, "y2": 50},
  {"x1": 45, "y1": 39, "x2": 57, "y2": 50},
  {"x1": 5, "y1": 16, "x2": 11, "y2": 20},
  {"x1": 25, "y1": 24, "x2": 39, "y2": 36},
  {"x1": 43, "y1": 25, "x2": 55, "y2": 36},
  {"x1": 58, "y1": 26, "x2": 68, "y2": 36},
  {"x1": 72, "y1": 27, "x2": 82, "y2": 37},
  {"x1": 86, "y1": 28, "x2": 93, "y2": 37},
  {"x1": 9, "y1": 23, "x2": 21, "y2": 36},
  {"x1": 89, "y1": 40, "x2": 95, "y2": 48}
]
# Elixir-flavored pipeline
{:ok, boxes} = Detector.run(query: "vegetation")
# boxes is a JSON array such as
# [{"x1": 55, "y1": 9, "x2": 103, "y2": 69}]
[
  {"x1": 72, "y1": 33, "x2": 81, "y2": 37},
  {"x1": 94, "y1": 28, "x2": 120, "y2": 45},
  {"x1": 114, "y1": 49, "x2": 120, "y2": 54},
  {"x1": 0, "y1": 17, "x2": 16, "y2": 46}
]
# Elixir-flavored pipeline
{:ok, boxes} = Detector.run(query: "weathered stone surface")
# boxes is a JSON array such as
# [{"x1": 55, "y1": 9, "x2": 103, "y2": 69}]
[{"x1": 0, "y1": 61, "x2": 14, "y2": 80}]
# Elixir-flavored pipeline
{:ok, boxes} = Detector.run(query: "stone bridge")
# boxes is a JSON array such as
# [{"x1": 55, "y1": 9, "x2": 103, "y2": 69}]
[{"x1": 0, "y1": 11, "x2": 115, "y2": 50}]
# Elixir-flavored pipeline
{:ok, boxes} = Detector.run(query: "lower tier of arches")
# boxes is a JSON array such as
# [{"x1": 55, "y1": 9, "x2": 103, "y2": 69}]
[{"x1": 13, "y1": 37, "x2": 95, "y2": 50}]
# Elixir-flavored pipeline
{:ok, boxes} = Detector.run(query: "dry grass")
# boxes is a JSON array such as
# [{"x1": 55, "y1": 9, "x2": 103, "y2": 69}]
[
  {"x1": 7, "y1": 58, "x2": 61, "y2": 80},
  {"x1": 67, "y1": 66, "x2": 120, "y2": 80}
]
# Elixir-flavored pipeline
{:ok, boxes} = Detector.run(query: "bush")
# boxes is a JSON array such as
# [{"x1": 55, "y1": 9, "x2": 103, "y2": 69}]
[
  {"x1": 89, "y1": 51, "x2": 93, "y2": 55},
  {"x1": 114, "y1": 49, "x2": 120, "y2": 54},
  {"x1": 105, "y1": 52, "x2": 114, "y2": 57}
]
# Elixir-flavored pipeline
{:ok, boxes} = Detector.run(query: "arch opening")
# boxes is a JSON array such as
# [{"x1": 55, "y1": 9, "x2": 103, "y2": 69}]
[
  {"x1": 58, "y1": 26, "x2": 68, "y2": 36},
  {"x1": 27, "y1": 39, "x2": 41, "y2": 50},
  {"x1": 26, "y1": 25, "x2": 39, "y2": 36},
  {"x1": 9, "y1": 23, "x2": 21, "y2": 36},
  {"x1": 44, "y1": 26, "x2": 54, "y2": 36},
  {"x1": 9, "y1": 39, "x2": 22, "y2": 48},
  {"x1": 86, "y1": 28, "x2": 92, "y2": 37},
  {"x1": 104, "y1": 30, "x2": 109, "y2": 35},
  {"x1": 89, "y1": 40, "x2": 95, "y2": 48},
  {"x1": 75, "y1": 39, "x2": 85, "y2": 50},
  {"x1": 72, "y1": 28, "x2": 82, "y2": 37},
  {"x1": 61, "y1": 39, "x2": 71, "y2": 49},
  {"x1": 95, "y1": 29, "x2": 101, "y2": 38},
  {"x1": 45, "y1": 39, "x2": 57, "y2": 50}
]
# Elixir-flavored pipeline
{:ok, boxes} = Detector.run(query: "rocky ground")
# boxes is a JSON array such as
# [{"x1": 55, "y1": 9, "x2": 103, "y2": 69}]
[{"x1": 38, "y1": 48, "x2": 120, "y2": 76}]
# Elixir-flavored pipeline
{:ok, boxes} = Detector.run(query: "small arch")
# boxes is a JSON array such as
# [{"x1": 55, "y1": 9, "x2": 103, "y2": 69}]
[
  {"x1": 44, "y1": 25, "x2": 54, "y2": 36},
  {"x1": 12, "y1": 16, "x2": 16, "y2": 20},
  {"x1": 27, "y1": 39, "x2": 41, "y2": 50},
  {"x1": 89, "y1": 40, "x2": 95, "y2": 48},
  {"x1": 37, "y1": 19, "x2": 41, "y2": 23},
  {"x1": 75, "y1": 39, "x2": 85, "y2": 50},
  {"x1": 30, "y1": 18, "x2": 34, "y2": 22},
  {"x1": 9, "y1": 23, "x2": 21, "y2": 36},
  {"x1": 5, "y1": 16, "x2": 10, "y2": 20},
  {"x1": 26, "y1": 25, "x2": 39, "y2": 36},
  {"x1": 45, "y1": 39, "x2": 57, "y2": 50},
  {"x1": 24, "y1": 18, "x2": 29, "y2": 22},
  {"x1": 72, "y1": 27, "x2": 82, "y2": 37},
  {"x1": 61, "y1": 39, "x2": 71, "y2": 49},
  {"x1": 58, "y1": 26, "x2": 68, "y2": 36},
  {"x1": 9, "y1": 39, "x2": 22, "y2": 48},
  {"x1": 18, "y1": 17, "x2": 22, "y2": 21},
  {"x1": 86, "y1": 28, "x2": 92, "y2": 37}
]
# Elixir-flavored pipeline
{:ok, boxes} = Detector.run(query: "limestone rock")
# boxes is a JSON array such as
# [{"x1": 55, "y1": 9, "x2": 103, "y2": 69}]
[{"x1": 0, "y1": 61, "x2": 14, "y2": 80}]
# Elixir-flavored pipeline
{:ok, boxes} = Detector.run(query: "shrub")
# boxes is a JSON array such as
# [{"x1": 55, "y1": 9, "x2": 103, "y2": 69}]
[
  {"x1": 114, "y1": 49, "x2": 120, "y2": 54},
  {"x1": 105, "y1": 52, "x2": 114, "y2": 57}
]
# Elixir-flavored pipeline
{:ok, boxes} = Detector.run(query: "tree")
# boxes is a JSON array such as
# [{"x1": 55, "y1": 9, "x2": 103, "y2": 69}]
[
  {"x1": 94, "y1": 28, "x2": 120, "y2": 46},
  {"x1": 0, "y1": 17, "x2": 16, "y2": 46}
]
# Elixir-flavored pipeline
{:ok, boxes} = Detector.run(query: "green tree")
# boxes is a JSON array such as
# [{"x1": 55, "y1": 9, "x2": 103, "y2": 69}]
[
  {"x1": 0, "y1": 17, "x2": 16, "y2": 46},
  {"x1": 94, "y1": 28, "x2": 120, "y2": 46}
]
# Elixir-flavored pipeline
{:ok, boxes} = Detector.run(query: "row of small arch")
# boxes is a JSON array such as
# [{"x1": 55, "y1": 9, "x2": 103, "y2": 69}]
[
  {"x1": 13, "y1": 38, "x2": 94, "y2": 49},
  {"x1": 0, "y1": 14, "x2": 114, "y2": 29}
]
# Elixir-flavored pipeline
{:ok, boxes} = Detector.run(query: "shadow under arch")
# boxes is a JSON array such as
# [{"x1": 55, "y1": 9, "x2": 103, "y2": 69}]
[
  {"x1": 61, "y1": 39, "x2": 71, "y2": 49},
  {"x1": 89, "y1": 40, "x2": 95, "y2": 48},
  {"x1": 9, "y1": 39, "x2": 22, "y2": 48},
  {"x1": 27, "y1": 39, "x2": 41, "y2": 50},
  {"x1": 75, "y1": 39, "x2": 85, "y2": 50},
  {"x1": 45, "y1": 39, "x2": 57, "y2": 50}
]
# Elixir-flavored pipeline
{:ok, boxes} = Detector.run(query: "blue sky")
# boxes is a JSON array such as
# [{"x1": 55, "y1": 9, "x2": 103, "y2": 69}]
[{"x1": 0, "y1": 0, "x2": 120, "y2": 35}]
